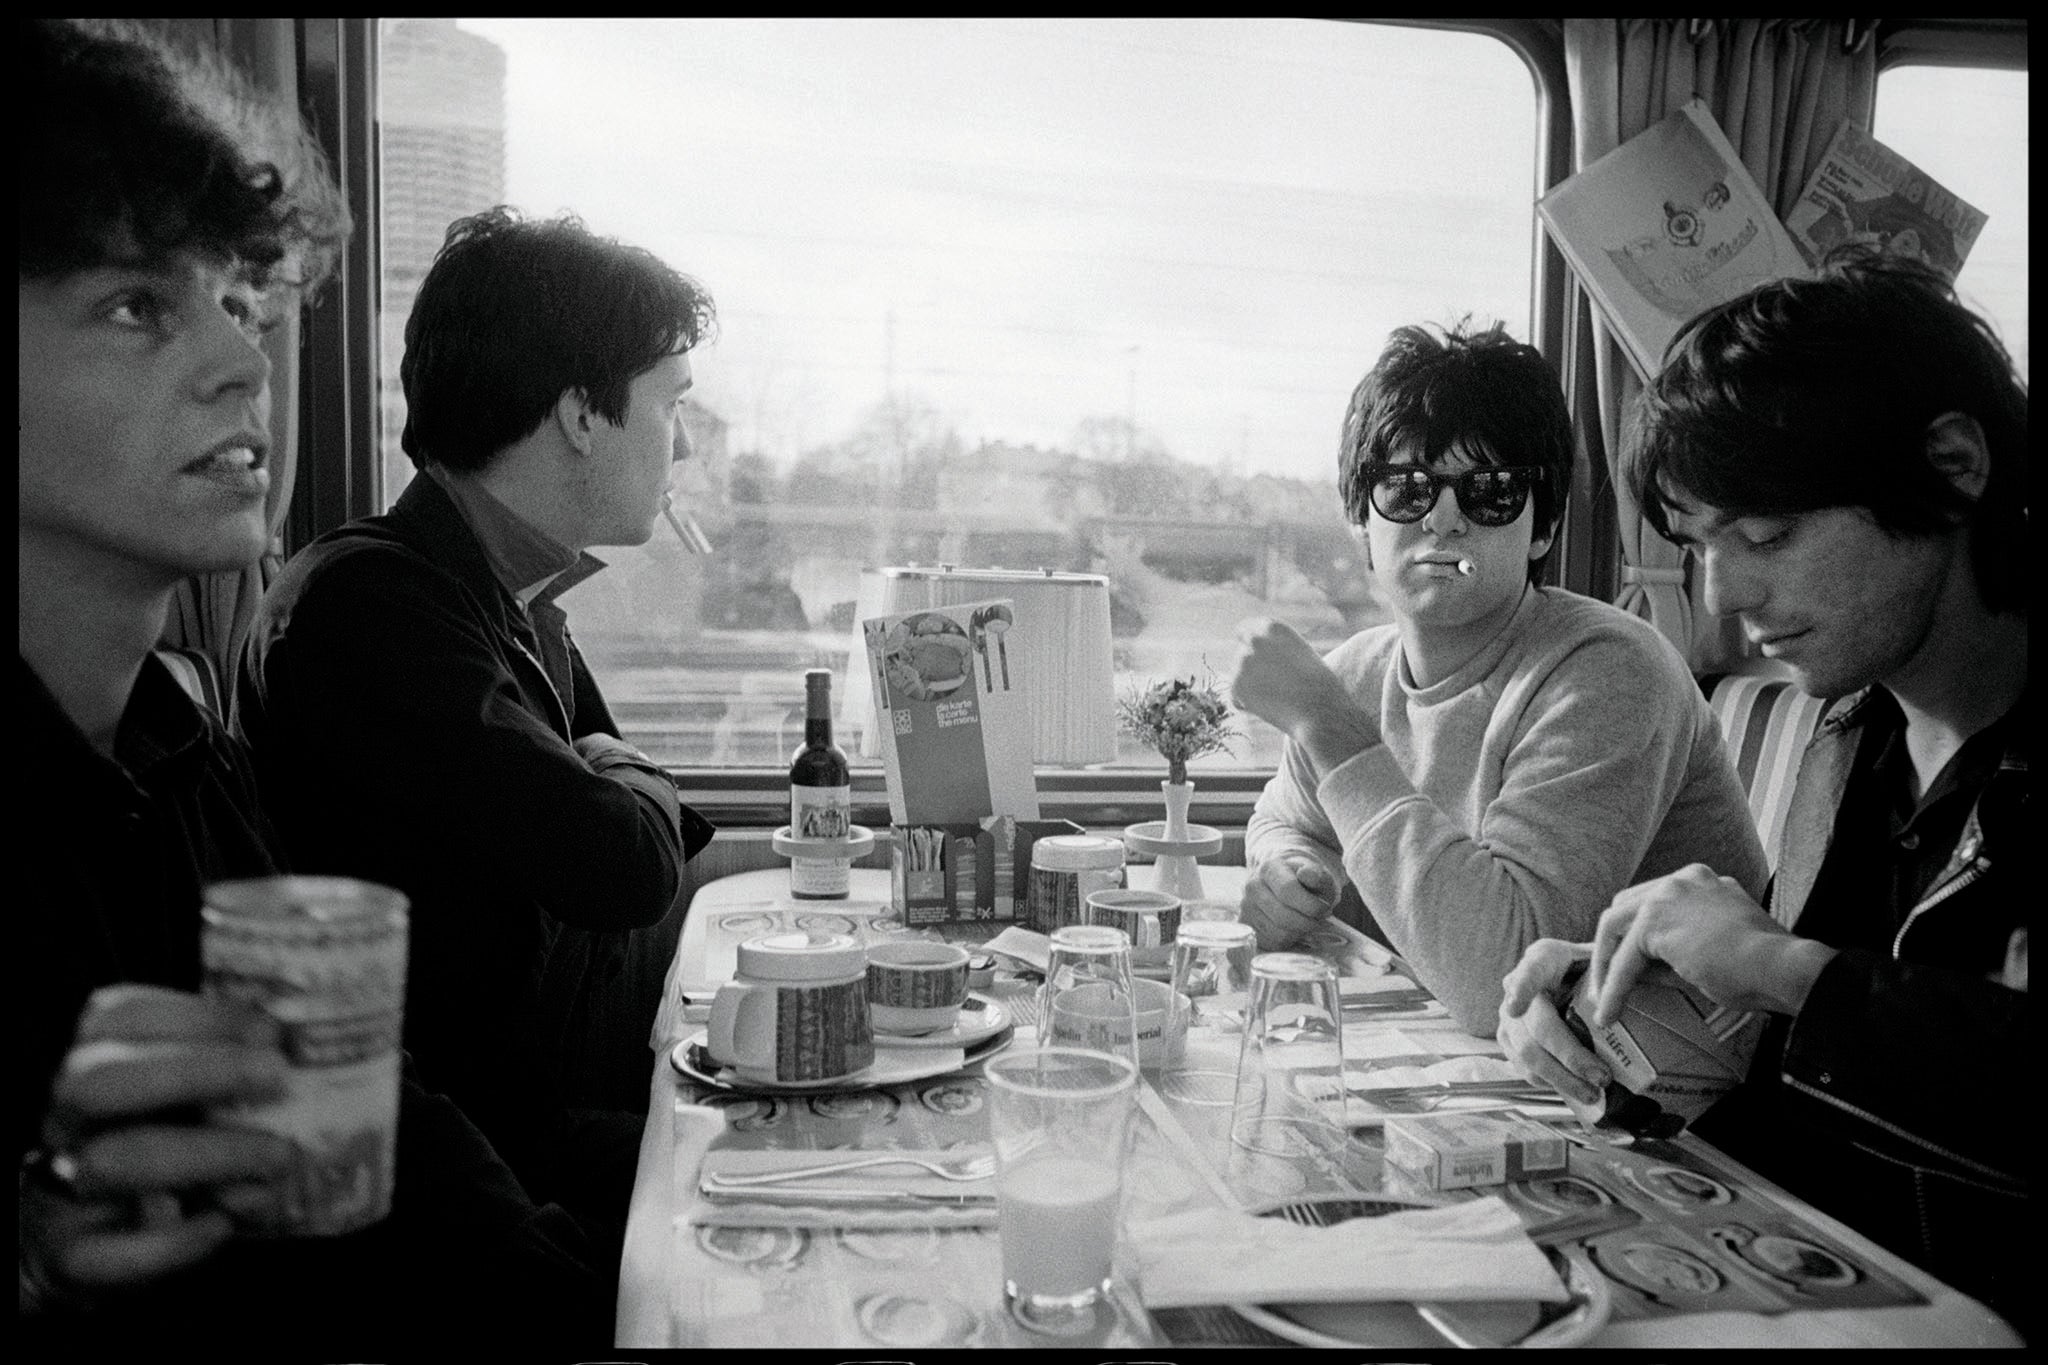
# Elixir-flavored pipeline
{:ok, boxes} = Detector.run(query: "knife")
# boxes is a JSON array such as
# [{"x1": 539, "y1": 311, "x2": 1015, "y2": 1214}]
[{"x1": 699, "y1": 1179, "x2": 995, "y2": 1208}]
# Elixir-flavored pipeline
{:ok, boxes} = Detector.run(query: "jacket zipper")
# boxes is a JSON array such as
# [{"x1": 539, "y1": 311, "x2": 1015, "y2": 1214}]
[
  {"x1": 1891, "y1": 857, "x2": 1987, "y2": 958},
  {"x1": 1782, "y1": 1074, "x2": 2021, "y2": 1189}
]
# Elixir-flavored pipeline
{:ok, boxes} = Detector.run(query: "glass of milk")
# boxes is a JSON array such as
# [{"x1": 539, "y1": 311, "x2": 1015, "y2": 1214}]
[{"x1": 983, "y1": 1046, "x2": 1140, "y2": 1322}]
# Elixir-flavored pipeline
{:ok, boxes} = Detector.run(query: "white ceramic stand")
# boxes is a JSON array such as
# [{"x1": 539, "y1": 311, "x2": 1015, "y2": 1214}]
[
  {"x1": 770, "y1": 824, "x2": 876, "y2": 899},
  {"x1": 1124, "y1": 781, "x2": 1222, "y2": 904}
]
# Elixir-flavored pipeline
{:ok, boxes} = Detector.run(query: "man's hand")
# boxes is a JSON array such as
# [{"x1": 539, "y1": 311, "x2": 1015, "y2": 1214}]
[
  {"x1": 1238, "y1": 856, "x2": 1342, "y2": 952},
  {"x1": 1587, "y1": 864, "x2": 1839, "y2": 1025},
  {"x1": 23, "y1": 986, "x2": 296, "y2": 1310},
  {"x1": 1229, "y1": 619, "x2": 1376, "y2": 770},
  {"x1": 1497, "y1": 939, "x2": 1609, "y2": 1107}
]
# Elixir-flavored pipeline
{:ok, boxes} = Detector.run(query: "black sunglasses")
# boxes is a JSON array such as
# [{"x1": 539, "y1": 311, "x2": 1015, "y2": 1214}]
[{"x1": 1354, "y1": 462, "x2": 1546, "y2": 528}]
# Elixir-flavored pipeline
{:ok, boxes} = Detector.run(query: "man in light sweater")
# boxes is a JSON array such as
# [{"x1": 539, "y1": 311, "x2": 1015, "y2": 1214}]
[{"x1": 1229, "y1": 321, "x2": 1765, "y2": 1034}]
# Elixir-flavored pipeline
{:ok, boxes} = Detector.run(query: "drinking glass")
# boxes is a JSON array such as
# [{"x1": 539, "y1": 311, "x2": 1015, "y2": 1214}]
[
  {"x1": 1160, "y1": 920, "x2": 1258, "y2": 1105},
  {"x1": 1038, "y1": 924, "x2": 1140, "y2": 1068},
  {"x1": 984, "y1": 1047, "x2": 1140, "y2": 1321},
  {"x1": 1230, "y1": 952, "x2": 1350, "y2": 1157}
]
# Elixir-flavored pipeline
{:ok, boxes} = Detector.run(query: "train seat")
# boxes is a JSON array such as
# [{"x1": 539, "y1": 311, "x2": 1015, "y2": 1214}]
[{"x1": 1703, "y1": 672, "x2": 1829, "y2": 873}]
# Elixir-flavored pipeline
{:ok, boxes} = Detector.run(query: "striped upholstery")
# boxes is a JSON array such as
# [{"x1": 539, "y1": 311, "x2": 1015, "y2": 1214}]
[
  {"x1": 154, "y1": 645, "x2": 226, "y2": 718},
  {"x1": 1704, "y1": 673, "x2": 1828, "y2": 872}
]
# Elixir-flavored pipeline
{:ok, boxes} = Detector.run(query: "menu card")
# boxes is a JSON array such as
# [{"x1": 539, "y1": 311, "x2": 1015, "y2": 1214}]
[{"x1": 862, "y1": 597, "x2": 1038, "y2": 825}]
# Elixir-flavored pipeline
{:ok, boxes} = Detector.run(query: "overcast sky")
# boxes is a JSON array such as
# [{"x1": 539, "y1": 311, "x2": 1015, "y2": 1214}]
[
  {"x1": 459, "y1": 18, "x2": 1535, "y2": 481},
  {"x1": 455, "y1": 19, "x2": 2027, "y2": 479}
]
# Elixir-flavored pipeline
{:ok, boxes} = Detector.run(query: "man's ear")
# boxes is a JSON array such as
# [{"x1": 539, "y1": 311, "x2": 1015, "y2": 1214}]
[
  {"x1": 1527, "y1": 529, "x2": 1555, "y2": 563},
  {"x1": 1924, "y1": 411, "x2": 1990, "y2": 503},
  {"x1": 552, "y1": 389, "x2": 596, "y2": 456}
]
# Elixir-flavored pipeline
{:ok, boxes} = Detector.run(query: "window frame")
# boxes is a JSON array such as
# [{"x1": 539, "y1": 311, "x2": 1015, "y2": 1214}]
[{"x1": 303, "y1": 17, "x2": 1572, "y2": 829}]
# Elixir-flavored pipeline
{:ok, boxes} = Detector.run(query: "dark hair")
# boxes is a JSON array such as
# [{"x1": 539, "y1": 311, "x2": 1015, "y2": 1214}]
[
  {"x1": 399, "y1": 207, "x2": 716, "y2": 472},
  {"x1": 20, "y1": 18, "x2": 350, "y2": 291},
  {"x1": 1628, "y1": 249, "x2": 2028, "y2": 614},
  {"x1": 1339, "y1": 320, "x2": 1573, "y2": 583}
]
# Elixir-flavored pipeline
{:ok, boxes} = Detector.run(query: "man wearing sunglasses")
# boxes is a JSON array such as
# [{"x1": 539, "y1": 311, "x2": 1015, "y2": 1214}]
[{"x1": 1230, "y1": 321, "x2": 1765, "y2": 1034}]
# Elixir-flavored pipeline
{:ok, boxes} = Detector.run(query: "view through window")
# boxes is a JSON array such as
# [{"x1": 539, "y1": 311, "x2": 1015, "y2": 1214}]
[
  {"x1": 376, "y1": 18, "x2": 1537, "y2": 771},
  {"x1": 1875, "y1": 63, "x2": 2029, "y2": 381}
]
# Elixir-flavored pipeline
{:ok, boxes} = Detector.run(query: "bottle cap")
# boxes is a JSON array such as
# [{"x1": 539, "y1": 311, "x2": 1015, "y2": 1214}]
[{"x1": 1030, "y1": 834, "x2": 1126, "y2": 871}]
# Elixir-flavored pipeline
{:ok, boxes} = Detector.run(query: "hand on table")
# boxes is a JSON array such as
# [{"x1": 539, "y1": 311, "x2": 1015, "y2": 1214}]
[
  {"x1": 1587, "y1": 864, "x2": 1837, "y2": 1024},
  {"x1": 1239, "y1": 856, "x2": 1342, "y2": 952},
  {"x1": 1229, "y1": 619, "x2": 1378, "y2": 771},
  {"x1": 22, "y1": 985, "x2": 296, "y2": 1311}
]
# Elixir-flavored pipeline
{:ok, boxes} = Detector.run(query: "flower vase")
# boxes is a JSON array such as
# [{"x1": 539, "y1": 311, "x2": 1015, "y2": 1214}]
[{"x1": 1155, "y1": 779, "x2": 1206, "y2": 903}]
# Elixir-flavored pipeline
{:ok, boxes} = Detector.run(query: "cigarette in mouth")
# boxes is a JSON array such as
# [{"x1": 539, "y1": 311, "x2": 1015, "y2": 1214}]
[
  {"x1": 1456, "y1": 558, "x2": 1475, "y2": 576},
  {"x1": 665, "y1": 505, "x2": 715, "y2": 555}
]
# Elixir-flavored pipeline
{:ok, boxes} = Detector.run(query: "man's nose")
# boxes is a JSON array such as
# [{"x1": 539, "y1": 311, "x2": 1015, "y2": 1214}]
[
  {"x1": 1698, "y1": 546, "x2": 1761, "y2": 618},
  {"x1": 1421, "y1": 482, "x2": 1468, "y2": 534}
]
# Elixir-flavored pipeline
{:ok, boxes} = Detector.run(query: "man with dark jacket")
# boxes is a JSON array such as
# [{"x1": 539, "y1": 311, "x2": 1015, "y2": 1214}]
[
  {"x1": 235, "y1": 209, "x2": 717, "y2": 1252},
  {"x1": 1497, "y1": 252, "x2": 2028, "y2": 1339},
  {"x1": 21, "y1": 19, "x2": 606, "y2": 1351}
]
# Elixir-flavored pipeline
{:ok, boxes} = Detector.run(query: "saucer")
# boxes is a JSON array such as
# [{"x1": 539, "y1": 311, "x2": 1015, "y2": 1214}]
[
  {"x1": 872, "y1": 992, "x2": 1009, "y2": 1049},
  {"x1": 671, "y1": 1029, "x2": 992, "y2": 1094}
]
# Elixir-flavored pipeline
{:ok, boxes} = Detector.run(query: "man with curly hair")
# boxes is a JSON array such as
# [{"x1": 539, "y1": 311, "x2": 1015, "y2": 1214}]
[{"x1": 20, "y1": 18, "x2": 606, "y2": 1350}]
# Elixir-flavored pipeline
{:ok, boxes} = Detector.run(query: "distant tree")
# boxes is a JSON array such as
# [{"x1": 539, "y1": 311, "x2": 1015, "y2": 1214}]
[{"x1": 728, "y1": 450, "x2": 779, "y2": 504}]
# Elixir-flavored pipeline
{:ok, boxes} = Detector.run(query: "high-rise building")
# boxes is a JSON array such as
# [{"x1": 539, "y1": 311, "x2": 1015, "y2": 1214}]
[{"x1": 377, "y1": 18, "x2": 507, "y2": 503}]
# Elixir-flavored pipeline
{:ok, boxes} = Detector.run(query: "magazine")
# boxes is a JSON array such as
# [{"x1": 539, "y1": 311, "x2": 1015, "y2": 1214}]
[
  {"x1": 1784, "y1": 120, "x2": 1987, "y2": 279},
  {"x1": 862, "y1": 597, "x2": 1038, "y2": 826},
  {"x1": 1537, "y1": 99, "x2": 1811, "y2": 380}
]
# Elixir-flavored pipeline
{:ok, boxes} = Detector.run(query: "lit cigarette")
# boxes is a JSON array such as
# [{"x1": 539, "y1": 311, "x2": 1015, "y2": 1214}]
[
  {"x1": 664, "y1": 505, "x2": 714, "y2": 555},
  {"x1": 1456, "y1": 558, "x2": 1475, "y2": 576}
]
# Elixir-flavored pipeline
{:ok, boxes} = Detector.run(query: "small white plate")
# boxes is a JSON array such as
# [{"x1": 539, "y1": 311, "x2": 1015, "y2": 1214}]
[
  {"x1": 872, "y1": 992, "x2": 1010, "y2": 1049},
  {"x1": 1233, "y1": 1195, "x2": 1612, "y2": 1349}
]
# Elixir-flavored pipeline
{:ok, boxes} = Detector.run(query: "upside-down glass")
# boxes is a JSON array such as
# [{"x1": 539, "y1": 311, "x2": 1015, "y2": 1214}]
[
  {"x1": 1039, "y1": 924, "x2": 1140, "y2": 1069},
  {"x1": 1231, "y1": 952, "x2": 1350, "y2": 1157},
  {"x1": 1160, "y1": 920, "x2": 1259, "y2": 1105},
  {"x1": 985, "y1": 1047, "x2": 1140, "y2": 1320}
]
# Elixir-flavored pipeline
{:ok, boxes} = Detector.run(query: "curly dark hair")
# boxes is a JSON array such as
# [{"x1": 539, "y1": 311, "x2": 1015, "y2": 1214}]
[
  {"x1": 1627, "y1": 248, "x2": 2028, "y2": 615},
  {"x1": 399, "y1": 207, "x2": 717, "y2": 472},
  {"x1": 1338, "y1": 320, "x2": 1575, "y2": 584},
  {"x1": 21, "y1": 18, "x2": 351, "y2": 291}
]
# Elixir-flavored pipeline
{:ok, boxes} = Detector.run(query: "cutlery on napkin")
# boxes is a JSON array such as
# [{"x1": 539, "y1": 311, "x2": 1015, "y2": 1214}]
[
  {"x1": 1130, "y1": 1195, "x2": 1566, "y2": 1309},
  {"x1": 690, "y1": 1146, "x2": 998, "y2": 1229}
]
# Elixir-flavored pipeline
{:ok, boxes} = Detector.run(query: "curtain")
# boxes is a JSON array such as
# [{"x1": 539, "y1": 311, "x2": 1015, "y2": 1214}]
[
  {"x1": 1561, "y1": 19, "x2": 1876, "y2": 670},
  {"x1": 154, "y1": 19, "x2": 305, "y2": 696}
]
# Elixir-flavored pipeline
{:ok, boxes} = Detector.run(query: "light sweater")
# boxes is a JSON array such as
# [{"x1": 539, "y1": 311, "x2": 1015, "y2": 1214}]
[{"x1": 1247, "y1": 585, "x2": 1768, "y2": 1035}]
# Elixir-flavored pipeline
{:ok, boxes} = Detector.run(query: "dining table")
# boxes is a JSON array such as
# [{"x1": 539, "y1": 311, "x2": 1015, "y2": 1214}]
[{"x1": 615, "y1": 864, "x2": 2021, "y2": 1351}]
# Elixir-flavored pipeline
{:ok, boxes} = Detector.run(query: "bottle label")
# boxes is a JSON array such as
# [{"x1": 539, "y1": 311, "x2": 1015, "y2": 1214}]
[{"x1": 792, "y1": 785, "x2": 851, "y2": 841}]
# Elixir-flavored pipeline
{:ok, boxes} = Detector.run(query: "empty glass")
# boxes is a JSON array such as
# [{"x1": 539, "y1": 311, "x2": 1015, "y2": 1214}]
[
  {"x1": 1160, "y1": 920, "x2": 1259, "y2": 1105},
  {"x1": 1039, "y1": 924, "x2": 1140, "y2": 1068},
  {"x1": 1230, "y1": 952, "x2": 1349, "y2": 1156}
]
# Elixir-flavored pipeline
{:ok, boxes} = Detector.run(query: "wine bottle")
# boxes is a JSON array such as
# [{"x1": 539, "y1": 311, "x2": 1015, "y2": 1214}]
[{"x1": 788, "y1": 668, "x2": 852, "y2": 899}]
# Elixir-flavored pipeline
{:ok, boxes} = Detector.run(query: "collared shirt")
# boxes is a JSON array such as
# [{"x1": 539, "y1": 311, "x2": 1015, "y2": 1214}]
[{"x1": 425, "y1": 464, "x2": 606, "y2": 721}]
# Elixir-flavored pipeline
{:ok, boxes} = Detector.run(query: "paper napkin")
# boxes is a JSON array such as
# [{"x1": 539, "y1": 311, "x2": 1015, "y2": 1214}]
[{"x1": 1130, "y1": 1195, "x2": 1566, "y2": 1308}]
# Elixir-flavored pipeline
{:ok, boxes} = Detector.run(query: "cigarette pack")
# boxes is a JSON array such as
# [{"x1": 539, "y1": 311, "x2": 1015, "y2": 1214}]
[
  {"x1": 891, "y1": 817, "x2": 1084, "y2": 926},
  {"x1": 1382, "y1": 1112, "x2": 1569, "y2": 1192},
  {"x1": 1565, "y1": 965, "x2": 1763, "y2": 1133}
]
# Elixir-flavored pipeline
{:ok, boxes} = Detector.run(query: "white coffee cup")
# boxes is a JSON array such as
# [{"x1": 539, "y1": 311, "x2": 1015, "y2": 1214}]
[
  {"x1": 1085, "y1": 888, "x2": 1182, "y2": 970},
  {"x1": 866, "y1": 940, "x2": 972, "y2": 1035},
  {"x1": 707, "y1": 932, "x2": 874, "y2": 1083}
]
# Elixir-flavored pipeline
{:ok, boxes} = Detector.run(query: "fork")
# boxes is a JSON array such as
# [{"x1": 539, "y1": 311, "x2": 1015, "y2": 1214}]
[{"x1": 704, "y1": 1152, "x2": 997, "y2": 1187}]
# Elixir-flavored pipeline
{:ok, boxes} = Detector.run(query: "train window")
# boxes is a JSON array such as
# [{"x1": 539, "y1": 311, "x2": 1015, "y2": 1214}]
[
  {"x1": 375, "y1": 18, "x2": 1539, "y2": 774},
  {"x1": 1874, "y1": 64, "x2": 2029, "y2": 379}
]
